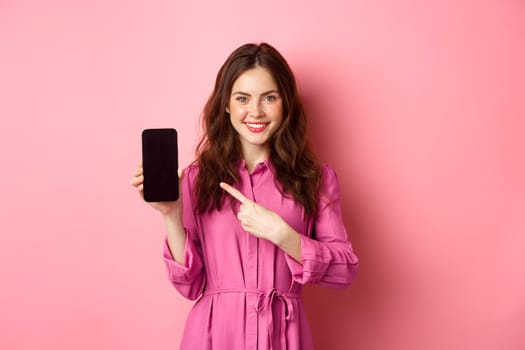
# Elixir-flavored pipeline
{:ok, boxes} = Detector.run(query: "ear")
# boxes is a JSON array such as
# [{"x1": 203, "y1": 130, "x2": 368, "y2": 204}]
[{"x1": 225, "y1": 106, "x2": 230, "y2": 114}]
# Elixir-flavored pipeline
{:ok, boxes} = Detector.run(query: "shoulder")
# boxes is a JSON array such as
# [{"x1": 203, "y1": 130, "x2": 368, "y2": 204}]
[
  {"x1": 318, "y1": 163, "x2": 341, "y2": 205},
  {"x1": 184, "y1": 162, "x2": 200, "y2": 176},
  {"x1": 320, "y1": 163, "x2": 339, "y2": 184},
  {"x1": 182, "y1": 162, "x2": 200, "y2": 186}
]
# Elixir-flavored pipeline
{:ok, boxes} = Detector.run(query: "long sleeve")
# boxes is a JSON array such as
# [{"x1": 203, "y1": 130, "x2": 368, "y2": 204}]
[
  {"x1": 163, "y1": 165, "x2": 206, "y2": 300},
  {"x1": 285, "y1": 165, "x2": 359, "y2": 288}
]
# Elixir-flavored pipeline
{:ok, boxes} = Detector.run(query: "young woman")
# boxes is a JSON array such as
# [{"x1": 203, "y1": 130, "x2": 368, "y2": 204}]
[{"x1": 131, "y1": 42, "x2": 359, "y2": 350}]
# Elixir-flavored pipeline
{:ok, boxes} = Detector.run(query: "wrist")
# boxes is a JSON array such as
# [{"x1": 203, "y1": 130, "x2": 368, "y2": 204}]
[
  {"x1": 161, "y1": 207, "x2": 182, "y2": 223},
  {"x1": 272, "y1": 220, "x2": 294, "y2": 247},
  {"x1": 272, "y1": 223, "x2": 303, "y2": 263}
]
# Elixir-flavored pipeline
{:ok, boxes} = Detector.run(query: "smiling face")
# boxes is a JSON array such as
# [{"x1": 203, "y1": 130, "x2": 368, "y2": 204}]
[{"x1": 227, "y1": 66, "x2": 283, "y2": 159}]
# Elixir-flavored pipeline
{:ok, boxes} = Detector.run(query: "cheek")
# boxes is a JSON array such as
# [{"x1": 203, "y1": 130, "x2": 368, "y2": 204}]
[
  {"x1": 270, "y1": 103, "x2": 284, "y2": 120},
  {"x1": 230, "y1": 109, "x2": 247, "y2": 127},
  {"x1": 230, "y1": 105, "x2": 247, "y2": 118}
]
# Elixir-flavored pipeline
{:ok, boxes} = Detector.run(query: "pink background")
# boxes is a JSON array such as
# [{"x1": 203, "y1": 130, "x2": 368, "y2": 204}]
[{"x1": 1, "y1": 0, "x2": 524, "y2": 349}]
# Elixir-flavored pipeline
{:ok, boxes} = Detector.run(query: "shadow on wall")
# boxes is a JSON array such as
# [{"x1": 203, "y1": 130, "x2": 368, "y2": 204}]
[{"x1": 299, "y1": 62, "x2": 389, "y2": 350}]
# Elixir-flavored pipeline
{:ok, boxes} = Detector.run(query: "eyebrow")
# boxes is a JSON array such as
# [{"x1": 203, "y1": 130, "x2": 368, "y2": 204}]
[{"x1": 231, "y1": 90, "x2": 279, "y2": 96}]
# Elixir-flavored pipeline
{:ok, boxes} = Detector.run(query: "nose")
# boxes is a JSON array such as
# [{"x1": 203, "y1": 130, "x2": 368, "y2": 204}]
[{"x1": 249, "y1": 100, "x2": 265, "y2": 118}]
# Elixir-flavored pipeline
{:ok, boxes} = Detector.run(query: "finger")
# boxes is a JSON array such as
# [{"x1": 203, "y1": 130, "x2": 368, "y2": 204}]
[
  {"x1": 131, "y1": 175, "x2": 144, "y2": 186},
  {"x1": 178, "y1": 168, "x2": 184, "y2": 179},
  {"x1": 219, "y1": 182, "x2": 250, "y2": 205},
  {"x1": 133, "y1": 167, "x2": 143, "y2": 176}
]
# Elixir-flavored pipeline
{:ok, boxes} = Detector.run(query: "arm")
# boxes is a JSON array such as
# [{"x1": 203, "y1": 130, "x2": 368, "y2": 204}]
[
  {"x1": 219, "y1": 166, "x2": 358, "y2": 287},
  {"x1": 162, "y1": 166, "x2": 206, "y2": 300},
  {"x1": 131, "y1": 163, "x2": 205, "y2": 299},
  {"x1": 284, "y1": 165, "x2": 359, "y2": 288},
  {"x1": 162, "y1": 199, "x2": 186, "y2": 264}
]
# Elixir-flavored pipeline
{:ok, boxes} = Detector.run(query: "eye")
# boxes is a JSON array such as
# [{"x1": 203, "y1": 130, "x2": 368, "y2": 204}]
[
  {"x1": 235, "y1": 96, "x2": 248, "y2": 103},
  {"x1": 264, "y1": 94, "x2": 278, "y2": 102}
]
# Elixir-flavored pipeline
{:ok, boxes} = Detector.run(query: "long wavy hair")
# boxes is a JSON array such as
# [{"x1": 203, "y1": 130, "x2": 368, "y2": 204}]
[{"x1": 194, "y1": 42, "x2": 322, "y2": 217}]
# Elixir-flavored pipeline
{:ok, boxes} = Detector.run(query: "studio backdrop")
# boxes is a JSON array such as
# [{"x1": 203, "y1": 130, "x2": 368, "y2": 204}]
[{"x1": 1, "y1": 1, "x2": 524, "y2": 349}]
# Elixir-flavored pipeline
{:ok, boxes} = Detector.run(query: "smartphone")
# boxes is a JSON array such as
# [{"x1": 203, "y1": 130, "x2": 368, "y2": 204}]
[{"x1": 141, "y1": 128, "x2": 179, "y2": 202}]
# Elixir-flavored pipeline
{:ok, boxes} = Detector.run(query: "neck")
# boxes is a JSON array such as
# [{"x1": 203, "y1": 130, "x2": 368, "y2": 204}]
[{"x1": 241, "y1": 144, "x2": 270, "y2": 173}]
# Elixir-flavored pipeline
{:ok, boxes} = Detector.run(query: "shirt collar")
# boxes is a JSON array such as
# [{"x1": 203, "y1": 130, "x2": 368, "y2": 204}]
[{"x1": 238, "y1": 158, "x2": 273, "y2": 175}]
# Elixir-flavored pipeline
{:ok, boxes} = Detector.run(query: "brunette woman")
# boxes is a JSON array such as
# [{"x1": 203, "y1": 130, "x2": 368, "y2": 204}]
[{"x1": 131, "y1": 42, "x2": 358, "y2": 350}]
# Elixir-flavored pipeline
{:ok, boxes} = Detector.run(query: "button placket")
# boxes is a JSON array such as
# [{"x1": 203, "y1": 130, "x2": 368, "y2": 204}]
[{"x1": 239, "y1": 166, "x2": 260, "y2": 349}]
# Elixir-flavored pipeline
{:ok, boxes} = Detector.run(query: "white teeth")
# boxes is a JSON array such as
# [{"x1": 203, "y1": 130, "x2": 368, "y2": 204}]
[{"x1": 246, "y1": 123, "x2": 266, "y2": 129}]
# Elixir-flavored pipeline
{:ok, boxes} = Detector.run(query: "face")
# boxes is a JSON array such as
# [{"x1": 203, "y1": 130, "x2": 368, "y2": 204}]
[{"x1": 227, "y1": 66, "x2": 283, "y2": 156}]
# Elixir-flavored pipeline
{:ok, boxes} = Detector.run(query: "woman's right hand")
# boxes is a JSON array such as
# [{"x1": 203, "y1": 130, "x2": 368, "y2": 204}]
[{"x1": 130, "y1": 162, "x2": 182, "y2": 217}]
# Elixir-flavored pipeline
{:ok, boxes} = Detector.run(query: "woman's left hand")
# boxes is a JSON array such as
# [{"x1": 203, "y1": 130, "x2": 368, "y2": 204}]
[
  {"x1": 219, "y1": 182, "x2": 287, "y2": 244},
  {"x1": 220, "y1": 182, "x2": 303, "y2": 263}
]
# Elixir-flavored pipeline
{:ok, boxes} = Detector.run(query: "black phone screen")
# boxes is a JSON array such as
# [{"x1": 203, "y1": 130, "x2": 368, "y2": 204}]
[{"x1": 141, "y1": 128, "x2": 179, "y2": 202}]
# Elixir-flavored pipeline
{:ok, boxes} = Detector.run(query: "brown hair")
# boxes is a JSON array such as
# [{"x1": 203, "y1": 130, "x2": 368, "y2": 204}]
[{"x1": 194, "y1": 42, "x2": 322, "y2": 216}]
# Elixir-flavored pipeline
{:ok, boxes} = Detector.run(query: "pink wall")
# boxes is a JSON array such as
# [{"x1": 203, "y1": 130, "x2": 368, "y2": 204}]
[{"x1": 1, "y1": 1, "x2": 524, "y2": 349}]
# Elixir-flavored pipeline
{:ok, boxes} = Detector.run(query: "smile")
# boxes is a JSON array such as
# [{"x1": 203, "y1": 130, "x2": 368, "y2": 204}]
[{"x1": 245, "y1": 122, "x2": 269, "y2": 133}]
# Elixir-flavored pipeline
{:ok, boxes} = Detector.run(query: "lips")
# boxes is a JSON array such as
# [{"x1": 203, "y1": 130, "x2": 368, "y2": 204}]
[{"x1": 245, "y1": 122, "x2": 269, "y2": 133}]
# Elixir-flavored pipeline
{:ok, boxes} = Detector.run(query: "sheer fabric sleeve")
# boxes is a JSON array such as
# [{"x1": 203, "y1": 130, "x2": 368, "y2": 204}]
[
  {"x1": 162, "y1": 165, "x2": 205, "y2": 300},
  {"x1": 285, "y1": 165, "x2": 359, "y2": 288}
]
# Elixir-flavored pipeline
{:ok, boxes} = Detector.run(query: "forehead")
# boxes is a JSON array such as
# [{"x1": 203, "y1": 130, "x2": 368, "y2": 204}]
[{"x1": 231, "y1": 66, "x2": 278, "y2": 92}]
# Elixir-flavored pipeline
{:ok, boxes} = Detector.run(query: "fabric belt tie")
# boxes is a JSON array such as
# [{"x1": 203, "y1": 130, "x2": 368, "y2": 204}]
[{"x1": 202, "y1": 288, "x2": 300, "y2": 350}]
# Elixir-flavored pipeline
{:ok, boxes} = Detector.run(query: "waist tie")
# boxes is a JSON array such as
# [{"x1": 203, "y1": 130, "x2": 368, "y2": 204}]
[{"x1": 203, "y1": 288, "x2": 300, "y2": 350}]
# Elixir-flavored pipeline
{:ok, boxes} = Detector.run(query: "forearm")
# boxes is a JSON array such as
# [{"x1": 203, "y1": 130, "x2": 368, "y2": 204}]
[
  {"x1": 273, "y1": 223, "x2": 302, "y2": 264},
  {"x1": 163, "y1": 210, "x2": 187, "y2": 265}
]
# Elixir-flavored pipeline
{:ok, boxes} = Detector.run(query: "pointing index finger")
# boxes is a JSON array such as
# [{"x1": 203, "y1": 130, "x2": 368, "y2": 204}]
[{"x1": 220, "y1": 182, "x2": 250, "y2": 204}]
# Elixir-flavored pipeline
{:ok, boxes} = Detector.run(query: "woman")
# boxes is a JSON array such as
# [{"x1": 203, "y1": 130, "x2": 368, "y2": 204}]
[{"x1": 131, "y1": 42, "x2": 359, "y2": 350}]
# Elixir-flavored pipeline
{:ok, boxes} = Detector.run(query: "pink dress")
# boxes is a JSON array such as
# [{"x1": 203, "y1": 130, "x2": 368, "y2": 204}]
[{"x1": 163, "y1": 161, "x2": 359, "y2": 349}]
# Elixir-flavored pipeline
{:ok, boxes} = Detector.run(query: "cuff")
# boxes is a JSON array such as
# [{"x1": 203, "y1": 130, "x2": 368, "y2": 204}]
[
  {"x1": 163, "y1": 236, "x2": 203, "y2": 285},
  {"x1": 284, "y1": 235, "x2": 331, "y2": 285}
]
